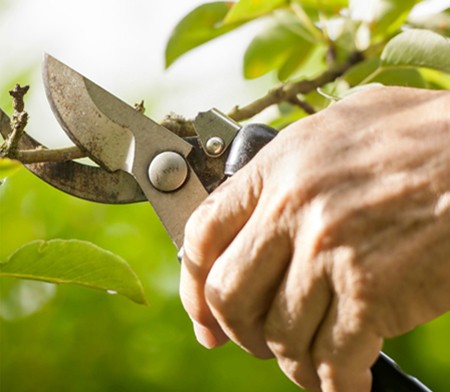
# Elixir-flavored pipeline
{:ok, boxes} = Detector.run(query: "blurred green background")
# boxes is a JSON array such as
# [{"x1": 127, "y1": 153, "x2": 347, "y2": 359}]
[
  {"x1": 1, "y1": 142, "x2": 450, "y2": 392},
  {"x1": 1, "y1": 0, "x2": 450, "y2": 391}
]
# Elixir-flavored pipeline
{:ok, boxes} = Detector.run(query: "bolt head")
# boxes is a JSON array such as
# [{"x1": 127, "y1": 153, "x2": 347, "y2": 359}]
[
  {"x1": 148, "y1": 151, "x2": 188, "y2": 192},
  {"x1": 205, "y1": 136, "x2": 225, "y2": 156}
]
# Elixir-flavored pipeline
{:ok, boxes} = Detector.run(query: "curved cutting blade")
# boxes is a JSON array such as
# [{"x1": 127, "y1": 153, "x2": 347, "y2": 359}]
[{"x1": 0, "y1": 107, "x2": 146, "y2": 203}]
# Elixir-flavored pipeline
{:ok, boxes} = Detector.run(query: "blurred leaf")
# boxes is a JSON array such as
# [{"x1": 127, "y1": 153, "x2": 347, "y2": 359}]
[
  {"x1": 343, "y1": 58, "x2": 427, "y2": 87},
  {"x1": 317, "y1": 78, "x2": 354, "y2": 101},
  {"x1": 343, "y1": 58, "x2": 380, "y2": 85},
  {"x1": 288, "y1": 2, "x2": 324, "y2": 42},
  {"x1": 278, "y1": 48, "x2": 308, "y2": 80},
  {"x1": 165, "y1": 2, "x2": 237, "y2": 68},
  {"x1": 381, "y1": 29, "x2": 450, "y2": 73},
  {"x1": 0, "y1": 158, "x2": 21, "y2": 180},
  {"x1": 276, "y1": 8, "x2": 319, "y2": 42},
  {"x1": 408, "y1": 9, "x2": 450, "y2": 37},
  {"x1": 325, "y1": 16, "x2": 363, "y2": 52},
  {"x1": 420, "y1": 68, "x2": 450, "y2": 89},
  {"x1": 224, "y1": 0, "x2": 288, "y2": 25},
  {"x1": 349, "y1": 0, "x2": 419, "y2": 40},
  {"x1": 372, "y1": 0, "x2": 419, "y2": 38},
  {"x1": 0, "y1": 239, "x2": 147, "y2": 305},
  {"x1": 269, "y1": 101, "x2": 309, "y2": 129},
  {"x1": 244, "y1": 20, "x2": 314, "y2": 80},
  {"x1": 371, "y1": 67, "x2": 427, "y2": 87},
  {"x1": 293, "y1": 0, "x2": 348, "y2": 13}
]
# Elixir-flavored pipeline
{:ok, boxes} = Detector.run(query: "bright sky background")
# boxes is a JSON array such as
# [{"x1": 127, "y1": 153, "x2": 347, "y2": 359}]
[
  {"x1": 0, "y1": 0, "x2": 270, "y2": 146},
  {"x1": 1, "y1": 0, "x2": 449, "y2": 146}
]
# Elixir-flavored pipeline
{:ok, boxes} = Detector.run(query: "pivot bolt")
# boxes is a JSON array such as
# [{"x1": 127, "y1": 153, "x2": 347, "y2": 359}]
[
  {"x1": 205, "y1": 136, "x2": 225, "y2": 156},
  {"x1": 148, "y1": 151, "x2": 188, "y2": 192}
]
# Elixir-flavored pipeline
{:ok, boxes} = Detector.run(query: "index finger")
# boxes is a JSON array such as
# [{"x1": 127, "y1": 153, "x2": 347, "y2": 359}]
[{"x1": 180, "y1": 166, "x2": 262, "y2": 346}]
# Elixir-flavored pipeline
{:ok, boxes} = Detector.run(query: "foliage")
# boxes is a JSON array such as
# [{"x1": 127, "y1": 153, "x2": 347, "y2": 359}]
[
  {"x1": 2, "y1": 0, "x2": 450, "y2": 391},
  {"x1": 0, "y1": 239, "x2": 147, "y2": 305},
  {"x1": 381, "y1": 28, "x2": 450, "y2": 72},
  {"x1": 166, "y1": 0, "x2": 450, "y2": 91}
]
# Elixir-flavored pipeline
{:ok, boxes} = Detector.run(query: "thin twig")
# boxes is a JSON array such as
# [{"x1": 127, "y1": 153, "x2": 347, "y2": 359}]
[
  {"x1": 15, "y1": 146, "x2": 86, "y2": 164},
  {"x1": 134, "y1": 100, "x2": 146, "y2": 114},
  {"x1": 289, "y1": 96, "x2": 316, "y2": 115},
  {"x1": 4, "y1": 84, "x2": 30, "y2": 155}
]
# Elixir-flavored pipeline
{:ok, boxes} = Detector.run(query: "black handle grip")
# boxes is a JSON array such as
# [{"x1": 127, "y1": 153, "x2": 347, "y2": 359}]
[
  {"x1": 371, "y1": 353, "x2": 431, "y2": 392},
  {"x1": 224, "y1": 123, "x2": 432, "y2": 392},
  {"x1": 225, "y1": 123, "x2": 278, "y2": 176}
]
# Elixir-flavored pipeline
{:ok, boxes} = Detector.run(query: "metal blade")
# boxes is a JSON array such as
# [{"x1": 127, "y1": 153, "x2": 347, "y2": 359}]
[
  {"x1": 44, "y1": 54, "x2": 208, "y2": 247},
  {"x1": 1, "y1": 107, "x2": 146, "y2": 204}
]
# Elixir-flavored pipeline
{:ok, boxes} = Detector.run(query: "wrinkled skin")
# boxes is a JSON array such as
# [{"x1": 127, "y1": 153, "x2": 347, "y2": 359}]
[{"x1": 180, "y1": 87, "x2": 450, "y2": 392}]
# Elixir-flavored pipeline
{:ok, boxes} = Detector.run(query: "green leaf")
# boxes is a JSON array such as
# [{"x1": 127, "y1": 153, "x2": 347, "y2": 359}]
[
  {"x1": 373, "y1": 0, "x2": 420, "y2": 38},
  {"x1": 371, "y1": 67, "x2": 427, "y2": 88},
  {"x1": 343, "y1": 58, "x2": 380, "y2": 85},
  {"x1": 344, "y1": 58, "x2": 427, "y2": 88},
  {"x1": 349, "y1": 0, "x2": 419, "y2": 41},
  {"x1": 0, "y1": 240, "x2": 147, "y2": 305},
  {"x1": 165, "y1": 2, "x2": 237, "y2": 68},
  {"x1": 224, "y1": 0, "x2": 288, "y2": 25},
  {"x1": 292, "y1": 0, "x2": 347, "y2": 14},
  {"x1": 243, "y1": 20, "x2": 314, "y2": 79},
  {"x1": 325, "y1": 17, "x2": 364, "y2": 52},
  {"x1": 277, "y1": 47, "x2": 310, "y2": 80},
  {"x1": 0, "y1": 158, "x2": 21, "y2": 180},
  {"x1": 269, "y1": 103, "x2": 308, "y2": 129},
  {"x1": 420, "y1": 68, "x2": 450, "y2": 89},
  {"x1": 381, "y1": 29, "x2": 450, "y2": 73}
]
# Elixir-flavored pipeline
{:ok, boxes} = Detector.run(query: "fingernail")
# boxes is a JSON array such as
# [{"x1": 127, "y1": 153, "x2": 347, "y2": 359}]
[
  {"x1": 193, "y1": 322, "x2": 226, "y2": 349},
  {"x1": 177, "y1": 246, "x2": 184, "y2": 263}
]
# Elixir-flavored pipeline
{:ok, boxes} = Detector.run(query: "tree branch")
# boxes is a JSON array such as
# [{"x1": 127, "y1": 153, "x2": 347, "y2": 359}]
[
  {"x1": 227, "y1": 52, "x2": 364, "y2": 122},
  {"x1": 15, "y1": 146, "x2": 86, "y2": 164},
  {"x1": 289, "y1": 96, "x2": 316, "y2": 115}
]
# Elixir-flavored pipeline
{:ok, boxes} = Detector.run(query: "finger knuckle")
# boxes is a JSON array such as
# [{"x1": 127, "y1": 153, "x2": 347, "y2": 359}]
[
  {"x1": 316, "y1": 363, "x2": 338, "y2": 391},
  {"x1": 185, "y1": 199, "x2": 218, "y2": 240},
  {"x1": 184, "y1": 199, "x2": 222, "y2": 261},
  {"x1": 276, "y1": 357, "x2": 321, "y2": 392},
  {"x1": 205, "y1": 280, "x2": 273, "y2": 358},
  {"x1": 205, "y1": 280, "x2": 243, "y2": 325},
  {"x1": 264, "y1": 318, "x2": 297, "y2": 359},
  {"x1": 205, "y1": 278, "x2": 260, "y2": 332},
  {"x1": 264, "y1": 320, "x2": 296, "y2": 358}
]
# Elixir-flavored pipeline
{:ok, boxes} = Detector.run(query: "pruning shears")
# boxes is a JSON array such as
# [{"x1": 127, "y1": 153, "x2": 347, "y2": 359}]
[{"x1": 0, "y1": 55, "x2": 432, "y2": 392}]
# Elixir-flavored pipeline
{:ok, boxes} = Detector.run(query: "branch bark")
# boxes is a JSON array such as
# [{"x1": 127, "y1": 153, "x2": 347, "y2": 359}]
[
  {"x1": 227, "y1": 52, "x2": 363, "y2": 122},
  {"x1": 15, "y1": 146, "x2": 85, "y2": 164}
]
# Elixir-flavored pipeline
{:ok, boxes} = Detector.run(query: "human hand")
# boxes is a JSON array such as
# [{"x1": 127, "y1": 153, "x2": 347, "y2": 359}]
[{"x1": 180, "y1": 86, "x2": 450, "y2": 391}]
